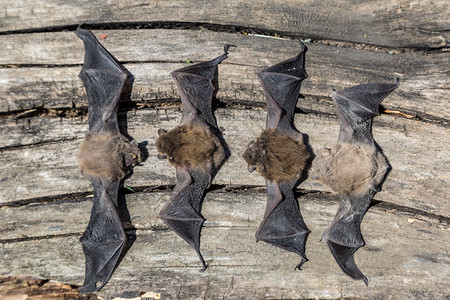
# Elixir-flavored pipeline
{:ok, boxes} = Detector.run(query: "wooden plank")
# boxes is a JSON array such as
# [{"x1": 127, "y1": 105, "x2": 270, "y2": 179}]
[
  {"x1": 1, "y1": 0, "x2": 448, "y2": 49},
  {"x1": 1, "y1": 108, "x2": 449, "y2": 217},
  {"x1": 1, "y1": 31, "x2": 448, "y2": 119},
  {"x1": 0, "y1": 192, "x2": 448, "y2": 299}
]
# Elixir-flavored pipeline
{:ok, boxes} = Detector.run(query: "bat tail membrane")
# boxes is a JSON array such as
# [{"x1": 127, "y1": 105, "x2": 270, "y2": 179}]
[
  {"x1": 159, "y1": 169, "x2": 210, "y2": 271},
  {"x1": 79, "y1": 180, "x2": 126, "y2": 292},
  {"x1": 323, "y1": 193, "x2": 372, "y2": 285},
  {"x1": 256, "y1": 182, "x2": 310, "y2": 269}
]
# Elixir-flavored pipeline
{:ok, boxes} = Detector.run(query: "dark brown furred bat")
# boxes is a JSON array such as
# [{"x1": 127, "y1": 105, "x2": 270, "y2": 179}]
[
  {"x1": 155, "y1": 46, "x2": 231, "y2": 271},
  {"x1": 311, "y1": 79, "x2": 399, "y2": 285},
  {"x1": 75, "y1": 27, "x2": 141, "y2": 292},
  {"x1": 243, "y1": 42, "x2": 311, "y2": 269}
]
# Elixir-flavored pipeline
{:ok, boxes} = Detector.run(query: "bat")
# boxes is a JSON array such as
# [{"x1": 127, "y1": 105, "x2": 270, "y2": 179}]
[
  {"x1": 311, "y1": 80, "x2": 399, "y2": 284},
  {"x1": 75, "y1": 26, "x2": 142, "y2": 292},
  {"x1": 243, "y1": 42, "x2": 311, "y2": 269},
  {"x1": 155, "y1": 46, "x2": 231, "y2": 271}
]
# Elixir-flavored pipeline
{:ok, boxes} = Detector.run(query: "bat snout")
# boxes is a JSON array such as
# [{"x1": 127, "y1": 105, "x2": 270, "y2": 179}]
[{"x1": 157, "y1": 153, "x2": 167, "y2": 160}]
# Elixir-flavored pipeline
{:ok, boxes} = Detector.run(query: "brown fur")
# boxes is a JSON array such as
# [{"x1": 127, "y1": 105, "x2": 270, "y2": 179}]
[
  {"x1": 311, "y1": 143, "x2": 388, "y2": 195},
  {"x1": 77, "y1": 132, "x2": 142, "y2": 181},
  {"x1": 243, "y1": 129, "x2": 310, "y2": 182},
  {"x1": 156, "y1": 124, "x2": 225, "y2": 170}
]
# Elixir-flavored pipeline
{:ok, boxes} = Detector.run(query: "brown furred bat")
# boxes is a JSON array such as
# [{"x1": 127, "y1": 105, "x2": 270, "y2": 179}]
[
  {"x1": 243, "y1": 42, "x2": 311, "y2": 269},
  {"x1": 156, "y1": 46, "x2": 231, "y2": 271},
  {"x1": 311, "y1": 79, "x2": 399, "y2": 285},
  {"x1": 75, "y1": 26, "x2": 141, "y2": 292}
]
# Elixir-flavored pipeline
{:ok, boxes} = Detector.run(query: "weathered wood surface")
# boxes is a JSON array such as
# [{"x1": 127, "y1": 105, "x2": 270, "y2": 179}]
[
  {"x1": 1, "y1": 0, "x2": 449, "y2": 50},
  {"x1": 1, "y1": 108, "x2": 449, "y2": 218},
  {"x1": 1, "y1": 192, "x2": 448, "y2": 299},
  {"x1": 1, "y1": 30, "x2": 449, "y2": 121},
  {"x1": 1, "y1": 0, "x2": 449, "y2": 299}
]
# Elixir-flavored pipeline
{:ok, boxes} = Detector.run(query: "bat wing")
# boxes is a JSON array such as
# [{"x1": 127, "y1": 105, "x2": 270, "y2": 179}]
[
  {"x1": 75, "y1": 26, "x2": 132, "y2": 134},
  {"x1": 256, "y1": 182, "x2": 310, "y2": 269},
  {"x1": 332, "y1": 79, "x2": 399, "y2": 144},
  {"x1": 322, "y1": 193, "x2": 374, "y2": 285},
  {"x1": 171, "y1": 45, "x2": 231, "y2": 127},
  {"x1": 257, "y1": 41, "x2": 308, "y2": 133},
  {"x1": 159, "y1": 168, "x2": 209, "y2": 271},
  {"x1": 79, "y1": 179, "x2": 126, "y2": 292}
]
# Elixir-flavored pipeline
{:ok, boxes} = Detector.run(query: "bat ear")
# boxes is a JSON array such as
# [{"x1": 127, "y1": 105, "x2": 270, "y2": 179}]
[{"x1": 158, "y1": 128, "x2": 167, "y2": 136}]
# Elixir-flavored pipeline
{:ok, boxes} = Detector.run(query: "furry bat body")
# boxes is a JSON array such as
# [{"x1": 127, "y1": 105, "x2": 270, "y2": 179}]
[
  {"x1": 156, "y1": 47, "x2": 230, "y2": 271},
  {"x1": 75, "y1": 27, "x2": 141, "y2": 292},
  {"x1": 243, "y1": 42, "x2": 311, "y2": 269},
  {"x1": 312, "y1": 80, "x2": 399, "y2": 284}
]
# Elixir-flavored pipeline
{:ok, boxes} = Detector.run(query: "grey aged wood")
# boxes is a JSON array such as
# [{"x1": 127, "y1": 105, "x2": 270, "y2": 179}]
[
  {"x1": 1, "y1": 0, "x2": 449, "y2": 49},
  {"x1": 1, "y1": 0, "x2": 449, "y2": 298},
  {"x1": 0, "y1": 192, "x2": 448, "y2": 299},
  {"x1": 1, "y1": 30, "x2": 449, "y2": 120},
  {"x1": 1, "y1": 109, "x2": 449, "y2": 217}
]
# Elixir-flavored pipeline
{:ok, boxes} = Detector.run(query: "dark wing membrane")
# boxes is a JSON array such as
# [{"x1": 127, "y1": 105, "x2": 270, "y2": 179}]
[
  {"x1": 171, "y1": 46, "x2": 230, "y2": 128},
  {"x1": 75, "y1": 27, "x2": 130, "y2": 134},
  {"x1": 79, "y1": 180, "x2": 126, "y2": 293},
  {"x1": 332, "y1": 79, "x2": 399, "y2": 143},
  {"x1": 159, "y1": 169, "x2": 210, "y2": 271},
  {"x1": 258, "y1": 42, "x2": 308, "y2": 133},
  {"x1": 256, "y1": 182, "x2": 310, "y2": 269}
]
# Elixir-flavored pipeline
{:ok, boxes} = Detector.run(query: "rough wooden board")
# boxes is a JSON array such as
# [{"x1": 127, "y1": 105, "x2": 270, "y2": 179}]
[
  {"x1": 1, "y1": 0, "x2": 448, "y2": 49},
  {"x1": 1, "y1": 108, "x2": 449, "y2": 217},
  {"x1": 1, "y1": 30, "x2": 449, "y2": 119},
  {"x1": 0, "y1": 192, "x2": 448, "y2": 299}
]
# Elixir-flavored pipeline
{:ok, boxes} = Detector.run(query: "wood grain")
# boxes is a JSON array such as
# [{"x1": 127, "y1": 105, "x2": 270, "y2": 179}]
[
  {"x1": 1, "y1": 30, "x2": 448, "y2": 120},
  {"x1": 1, "y1": 0, "x2": 448, "y2": 49},
  {"x1": 0, "y1": 192, "x2": 448, "y2": 299},
  {"x1": 1, "y1": 108, "x2": 448, "y2": 217}
]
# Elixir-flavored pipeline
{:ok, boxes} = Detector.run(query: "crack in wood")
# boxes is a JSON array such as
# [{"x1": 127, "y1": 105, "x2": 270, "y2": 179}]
[
  {"x1": 1, "y1": 184, "x2": 448, "y2": 227},
  {"x1": 0, "y1": 21, "x2": 447, "y2": 53}
]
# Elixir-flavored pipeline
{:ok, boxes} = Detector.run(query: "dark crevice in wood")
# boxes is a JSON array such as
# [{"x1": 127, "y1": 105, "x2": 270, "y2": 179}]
[
  {"x1": 0, "y1": 232, "x2": 81, "y2": 244},
  {"x1": 2, "y1": 184, "x2": 448, "y2": 226},
  {"x1": 0, "y1": 21, "x2": 447, "y2": 53}
]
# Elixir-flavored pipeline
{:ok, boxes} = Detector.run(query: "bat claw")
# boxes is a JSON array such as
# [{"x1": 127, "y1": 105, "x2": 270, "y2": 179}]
[{"x1": 294, "y1": 257, "x2": 308, "y2": 270}]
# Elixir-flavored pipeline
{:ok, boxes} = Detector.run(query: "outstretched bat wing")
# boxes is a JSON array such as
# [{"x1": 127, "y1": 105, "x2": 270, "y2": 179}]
[
  {"x1": 75, "y1": 27, "x2": 132, "y2": 134},
  {"x1": 76, "y1": 27, "x2": 140, "y2": 292},
  {"x1": 316, "y1": 80, "x2": 398, "y2": 284},
  {"x1": 332, "y1": 79, "x2": 400, "y2": 144},
  {"x1": 79, "y1": 179, "x2": 126, "y2": 293},
  {"x1": 171, "y1": 46, "x2": 230, "y2": 128},
  {"x1": 244, "y1": 42, "x2": 311, "y2": 269},
  {"x1": 157, "y1": 46, "x2": 230, "y2": 271},
  {"x1": 258, "y1": 42, "x2": 308, "y2": 133}
]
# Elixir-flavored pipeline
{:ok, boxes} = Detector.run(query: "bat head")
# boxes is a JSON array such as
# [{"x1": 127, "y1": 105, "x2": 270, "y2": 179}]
[
  {"x1": 156, "y1": 124, "x2": 225, "y2": 171},
  {"x1": 243, "y1": 129, "x2": 310, "y2": 182},
  {"x1": 77, "y1": 132, "x2": 142, "y2": 182},
  {"x1": 311, "y1": 143, "x2": 389, "y2": 195}
]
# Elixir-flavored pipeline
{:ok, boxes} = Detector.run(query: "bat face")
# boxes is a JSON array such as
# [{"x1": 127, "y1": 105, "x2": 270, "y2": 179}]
[
  {"x1": 243, "y1": 129, "x2": 310, "y2": 182},
  {"x1": 156, "y1": 124, "x2": 225, "y2": 172},
  {"x1": 311, "y1": 143, "x2": 389, "y2": 195},
  {"x1": 77, "y1": 133, "x2": 142, "y2": 182}
]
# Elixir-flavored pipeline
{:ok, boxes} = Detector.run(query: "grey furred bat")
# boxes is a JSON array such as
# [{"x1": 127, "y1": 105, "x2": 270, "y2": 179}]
[
  {"x1": 155, "y1": 46, "x2": 231, "y2": 271},
  {"x1": 311, "y1": 80, "x2": 399, "y2": 285},
  {"x1": 243, "y1": 42, "x2": 311, "y2": 269},
  {"x1": 75, "y1": 27, "x2": 141, "y2": 292}
]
